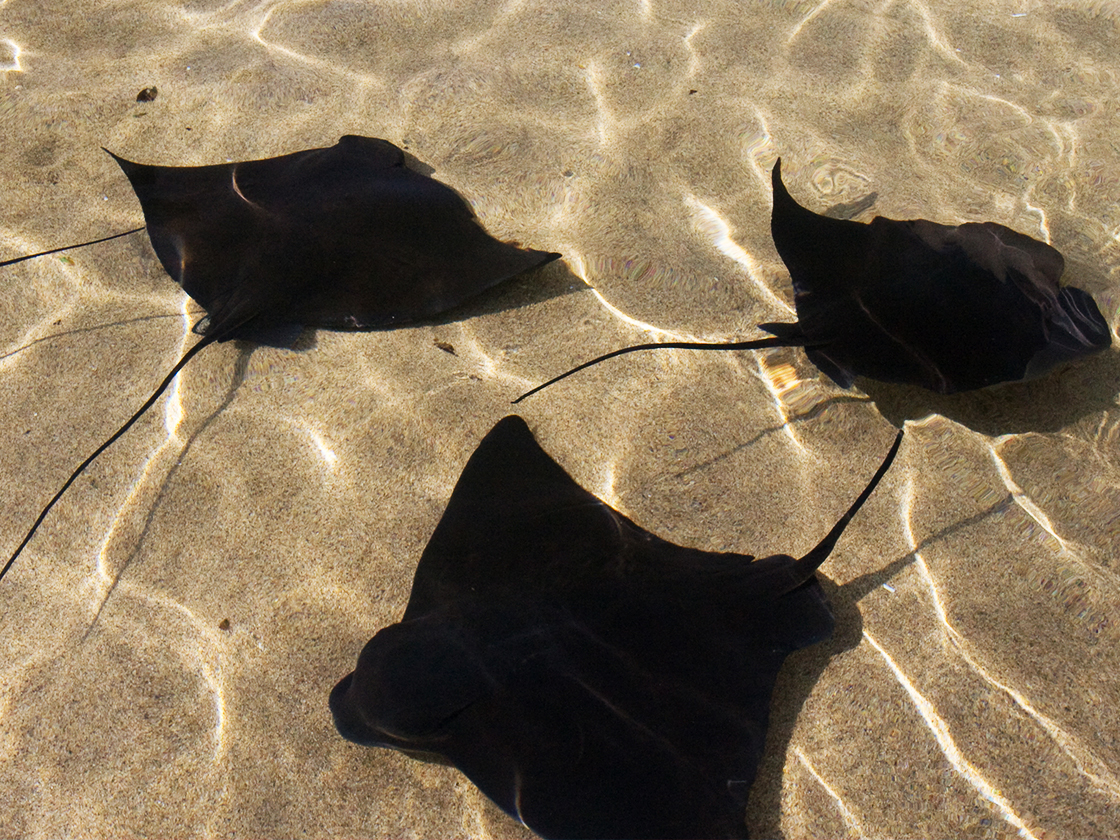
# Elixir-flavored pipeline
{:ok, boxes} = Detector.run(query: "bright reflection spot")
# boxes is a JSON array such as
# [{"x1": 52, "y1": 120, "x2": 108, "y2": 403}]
[
  {"x1": 1023, "y1": 196, "x2": 1052, "y2": 243},
  {"x1": 598, "y1": 460, "x2": 619, "y2": 507},
  {"x1": 754, "y1": 355, "x2": 803, "y2": 450},
  {"x1": 584, "y1": 61, "x2": 613, "y2": 146},
  {"x1": 308, "y1": 429, "x2": 338, "y2": 467},
  {"x1": 513, "y1": 768, "x2": 527, "y2": 826},
  {"x1": 761, "y1": 360, "x2": 800, "y2": 393},
  {"x1": 275, "y1": 414, "x2": 342, "y2": 470},
  {"x1": 164, "y1": 294, "x2": 193, "y2": 436},
  {"x1": 758, "y1": 354, "x2": 823, "y2": 418},
  {"x1": 683, "y1": 22, "x2": 704, "y2": 77},
  {"x1": 0, "y1": 39, "x2": 21, "y2": 72},
  {"x1": 229, "y1": 167, "x2": 263, "y2": 211}
]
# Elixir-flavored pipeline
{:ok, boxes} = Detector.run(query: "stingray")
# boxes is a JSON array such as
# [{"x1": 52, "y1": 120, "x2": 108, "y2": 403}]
[
  {"x1": 513, "y1": 158, "x2": 1111, "y2": 402},
  {"x1": 330, "y1": 415, "x2": 903, "y2": 840},
  {"x1": 1, "y1": 135, "x2": 560, "y2": 579}
]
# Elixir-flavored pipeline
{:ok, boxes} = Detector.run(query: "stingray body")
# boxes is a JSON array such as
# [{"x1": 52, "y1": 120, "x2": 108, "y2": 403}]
[
  {"x1": 514, "y1": 158, "x2": 1111, "y2": 402},
  {"x1": 2, "y1": 136, "x2": 559, "y2": 578},
  {"x1": 107, "y1": 134, "x2": 558, "y2": 342},
  {"x1": 330, "y1": 415, "x2": 903, "y2": 840},
  {"x1": 764, "y1": 158, "x2": 1112, "y2": 394}
]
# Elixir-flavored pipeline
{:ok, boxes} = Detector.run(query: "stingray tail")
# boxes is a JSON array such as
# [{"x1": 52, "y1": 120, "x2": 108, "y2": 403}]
[
  {"x1": 0, "y1": 333, "x2": 217, "y2": 583},
  {"x1": 511, "y1": 333, "x2": 815, "y2": 404},
  {"x1": 0, "y1": 227, "x2": 146, "y2": 268},
  {"x1": 783, "y1": 429, "x2": 904, "y2": 592}
]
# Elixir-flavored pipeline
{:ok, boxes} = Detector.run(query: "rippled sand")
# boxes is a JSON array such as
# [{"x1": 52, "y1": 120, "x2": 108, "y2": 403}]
[{"x1": 1, "y1": 1, "x2": 1118, "y2": 837}]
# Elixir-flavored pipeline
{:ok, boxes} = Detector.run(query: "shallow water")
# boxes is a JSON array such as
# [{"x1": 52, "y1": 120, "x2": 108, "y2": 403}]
[{"x1": 1, "y1": 0, "x2": 1118, "y2": 837}]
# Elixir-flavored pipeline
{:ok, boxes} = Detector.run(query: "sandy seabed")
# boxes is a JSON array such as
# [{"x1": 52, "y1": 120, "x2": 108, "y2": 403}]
[{"x1": 0, "y1": 1, "x2": 1118, "y2": 837}]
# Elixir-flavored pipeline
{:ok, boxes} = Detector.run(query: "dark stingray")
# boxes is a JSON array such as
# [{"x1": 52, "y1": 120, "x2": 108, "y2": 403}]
[
  {"x1": 330, "y1": 415, "x2": 903, "y2": 840},
  {"x1": 1, "y1": 135, "x2": 559, "y2": 579},
  {"x1": 513, "y1": 158, "x2": 1111, "y2": 402}
]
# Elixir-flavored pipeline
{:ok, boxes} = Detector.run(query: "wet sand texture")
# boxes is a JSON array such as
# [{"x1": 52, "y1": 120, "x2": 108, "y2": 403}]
[{"x1": 0, "y1": 1, "x2": 1118, "y2": 837}]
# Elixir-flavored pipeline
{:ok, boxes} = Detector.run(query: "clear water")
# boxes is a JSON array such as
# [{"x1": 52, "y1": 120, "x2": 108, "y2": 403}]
[{"x1": 0, "y1": 0, "x2": 1117, "y2": 837}]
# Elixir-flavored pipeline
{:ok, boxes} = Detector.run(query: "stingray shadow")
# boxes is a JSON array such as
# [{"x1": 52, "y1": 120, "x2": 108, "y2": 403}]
[
  {"x1": 247, "y1": 257, "x2": 583, "y2": 356},
  {"x1": 81, "y1": 344, "x2": 254, "y2": 640},
  {"x1": 672, "y1": 394, "x2": 875, "y2": 481},
  {"x1": 426, "y1": 257, "x2": 584, "y2": 325},
  {"x1": 858, "y1": 345, "x2": 1120, "y2": 436}
]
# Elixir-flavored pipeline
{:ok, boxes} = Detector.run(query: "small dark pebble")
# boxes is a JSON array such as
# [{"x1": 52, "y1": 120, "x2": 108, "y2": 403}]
[
  {"x1": 136, "y1": 86, "x2": 158, "y2": 102},
  {"x1": 218, "y1": 618, "x2": 231, "y2": 631},
  {"x1": 689, "y1": 89, "x2": 697, "y2": 94},
  {"x1": 434, "y1": 339, "x2": 457, "y2": 355}
]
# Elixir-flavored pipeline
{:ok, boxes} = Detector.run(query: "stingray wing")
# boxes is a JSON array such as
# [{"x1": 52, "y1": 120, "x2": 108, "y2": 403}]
[
  {"x1": 230, "y1": 135, "x2": 560, "y2": 329},
  {"x1": 439, "y1": 616, "x2": 774, "y2": 840},
  {"x1": 399, "y1": 415, "x2": 628, "y2": 621},
  {"x1": 337, "y1": 561, "x2": 824, "y2": 840},
  {"x1": 402, "y1": 416, "x2": 813, "y2": 619},
  {"x1": 769, "y1": 158, "x2": 882, "y2": 387},
  {"x1": 107, "y1": 147, "x2": 289, "y2": 340}
]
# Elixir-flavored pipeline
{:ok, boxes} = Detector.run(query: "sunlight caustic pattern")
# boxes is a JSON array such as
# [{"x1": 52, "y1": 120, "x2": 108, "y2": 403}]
[
  {"x1": 114, "y1": 581, "x2": 230, "y2": 761},
  {"x1": 863, "y1": 631, "x2": 1038, "y2": 840},
  {"x1": 985, "y1": 438, "x2": 1114, "y2": 591},
  {"x1": 793, "y1": 746, "x2": 865, "y2": 837},
  {"x1": 92, "y1": 295, "x2": 196, "y2": 596},
  {"x1": 899, "y1": 472, "x2": 1120, "y2": 802},
  {"x1": 1, "y1": 0, "x2": 1118, "y2": 836},
  {"x1": 566, "y1": 252, "x2": 695, "y2": 341},
  {"x1": 684, "y1": 194, "x2": 795, "y2": 317}
]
